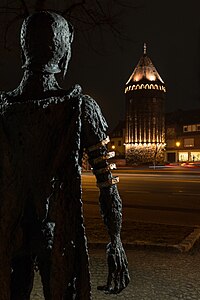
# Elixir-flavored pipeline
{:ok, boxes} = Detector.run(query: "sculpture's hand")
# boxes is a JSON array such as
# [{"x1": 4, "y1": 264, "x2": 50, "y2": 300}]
[
  {"x1": 85, "y1": 134, "x2": 130, "y2": 293},
  {"x1": 97, "y1": 238, "x2": 130, "y2": 294}
]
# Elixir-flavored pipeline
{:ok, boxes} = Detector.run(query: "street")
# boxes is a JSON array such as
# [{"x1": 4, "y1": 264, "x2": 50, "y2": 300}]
[
  {"x1": 31, "y1": 169, "x2": 200, "y2": 299},
  {"x1": 82, "y1": 170, "x2": 200, "y2": 226}
]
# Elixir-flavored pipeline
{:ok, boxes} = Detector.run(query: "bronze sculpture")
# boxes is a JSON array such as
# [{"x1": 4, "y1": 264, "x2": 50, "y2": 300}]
[{"x1": 0, "y1": 11, "x2": 130, "y2": 299}]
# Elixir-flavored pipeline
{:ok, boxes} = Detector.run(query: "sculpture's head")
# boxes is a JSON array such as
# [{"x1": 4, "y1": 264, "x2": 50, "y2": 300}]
[{"x1": 20, "y1": 11, "x2": 74, "y2": 77}]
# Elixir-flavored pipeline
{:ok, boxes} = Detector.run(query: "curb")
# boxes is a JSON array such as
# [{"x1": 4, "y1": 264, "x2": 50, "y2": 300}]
[
  {"x1": 88, "y1": 226, "x2": 200, "y2": 253},
  {"x1": 173, "y1": 226, "x2": 200, "y2": 252}
]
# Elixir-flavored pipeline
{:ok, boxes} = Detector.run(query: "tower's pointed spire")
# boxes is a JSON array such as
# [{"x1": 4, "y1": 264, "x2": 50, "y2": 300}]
[
  {"x1": 126, "y1": 43, "x2": 164, "y2": 85},
  {"x1": 143, "y1": 42, "x2": 147, "y2": 55}
]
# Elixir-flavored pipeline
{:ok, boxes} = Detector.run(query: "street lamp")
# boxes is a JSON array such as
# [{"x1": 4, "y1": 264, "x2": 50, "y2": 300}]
[{"x1": 176, "y1": 141, "x2": 180, "y2": 163}]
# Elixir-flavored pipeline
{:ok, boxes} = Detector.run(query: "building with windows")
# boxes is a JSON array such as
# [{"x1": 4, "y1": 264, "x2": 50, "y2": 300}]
[
  {"x1": 108, "y1": 44, "x2": 200, "y2": 165},
  {"x1": 165, "y1": 109, "x2": 200, "y2": 163},
  {"x1": 108, "y1": 120, "x2": 125, "y2": 157},
  {"x1": 109, "y1": 108, "x2": 200, "y2": 164},
  {"x1": 124, "y1": 44, "x2": 166, "y2": 164}
]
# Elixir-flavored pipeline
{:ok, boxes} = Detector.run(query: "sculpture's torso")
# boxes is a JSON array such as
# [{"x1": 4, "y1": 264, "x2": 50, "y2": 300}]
[{"x1": 0, "y1": 82, "x2": 108, "y2": 299}]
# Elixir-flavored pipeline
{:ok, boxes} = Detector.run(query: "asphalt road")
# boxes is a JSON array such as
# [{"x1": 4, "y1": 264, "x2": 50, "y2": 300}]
[
  {"x1": 82, "y1": 170, "x2": 200, "y2": 227},
  {"x1": 31, "y1": 170, "x2": 200, "y2": 299}
]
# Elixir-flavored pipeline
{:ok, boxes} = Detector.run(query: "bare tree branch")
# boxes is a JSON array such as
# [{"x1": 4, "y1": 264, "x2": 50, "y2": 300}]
[
  {"x1": 20, "y1": 0, "x2": 29, "y2": 16},
  {"x1": 3, "y1": 14, "x2": 24, "y2": 50},
  {"x1": 61, "y1": 0, "x2": 86, "y2": 16},
  {"x1": 0, "y1": 0, "x2": 139, "y2": 51},
  {"x1": 114, "y1": 0, "x2": 142, "y2": 9},
  {"x1": 96, "y1": 0, "x2": 105, "y2": 16},
  {"x1": 0, "y1": 7, "x2": 21, "y2": 11},
  {"x1": 35, "y1": 0, "x2": 47, "y2": 11}
]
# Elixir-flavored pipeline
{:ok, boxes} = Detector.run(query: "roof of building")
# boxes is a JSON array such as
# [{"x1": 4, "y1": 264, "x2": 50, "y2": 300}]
[
  {"x1": 166, "y1": 109, "x2": 200, "y2": 125},
  {"x1": 111, "y1": 109, "x2": 200, "y2": 136},
  {"x1": 126, "y1": 43, "x2": 164, "y2": 85},
  {"x1": 110, "y1": 120, "x2": 126, "y2": 137}
]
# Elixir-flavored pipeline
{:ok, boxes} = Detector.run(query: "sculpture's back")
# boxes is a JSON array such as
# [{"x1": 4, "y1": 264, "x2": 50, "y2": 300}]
[
  {"x1": 0, "y1": 11, "x2": 129, "y2": 300},
  {"x1": 0, "y1": 11, "x2": 92, "y2": 299}
]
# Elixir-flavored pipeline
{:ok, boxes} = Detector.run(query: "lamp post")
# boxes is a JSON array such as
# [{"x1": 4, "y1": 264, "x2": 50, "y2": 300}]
[{"x1": 176, "y1": 141, "x2": 180, "y2": 163}]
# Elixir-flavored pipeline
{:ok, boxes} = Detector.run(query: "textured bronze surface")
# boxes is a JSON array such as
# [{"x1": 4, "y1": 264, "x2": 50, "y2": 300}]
[{"x1": 0, "y1": 11, "x2": 129, "y2": 299}]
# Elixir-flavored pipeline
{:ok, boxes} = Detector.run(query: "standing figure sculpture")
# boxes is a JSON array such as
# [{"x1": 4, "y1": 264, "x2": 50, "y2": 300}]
[{"x1": 0, "y1": 11, "x2": 130, "y2": 299}]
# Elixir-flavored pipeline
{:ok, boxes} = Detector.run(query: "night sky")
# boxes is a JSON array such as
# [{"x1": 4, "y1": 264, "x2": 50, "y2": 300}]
[{"x1": 0, "y1": 0, "x2": 200, "y2": 130}]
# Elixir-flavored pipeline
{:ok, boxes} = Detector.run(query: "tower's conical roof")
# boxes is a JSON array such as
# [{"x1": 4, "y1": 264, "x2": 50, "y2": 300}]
[{"x1": 126, "y1": 43, "x2": 164, "y2": 85}]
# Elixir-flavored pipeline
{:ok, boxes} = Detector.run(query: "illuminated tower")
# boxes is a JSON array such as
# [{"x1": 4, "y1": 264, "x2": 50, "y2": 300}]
[{"x1": 124, "y1": 44, "x2": 166, "y2": 164}]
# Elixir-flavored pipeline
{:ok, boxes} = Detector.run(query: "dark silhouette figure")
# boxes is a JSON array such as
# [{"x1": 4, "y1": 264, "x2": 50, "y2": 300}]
[{"x1": 0, "y1": 11, "x2": 130, "y2": 299}]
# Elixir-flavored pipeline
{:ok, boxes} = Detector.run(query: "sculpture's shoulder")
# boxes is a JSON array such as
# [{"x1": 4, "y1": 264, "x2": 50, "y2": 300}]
[
  {"x1": 79, "y1": 91, "x2": 108, "y2": 145},
  {"x1": 67, "y1": 84, "x2": 82, "y2": 101},
  {"x1": 81, "y1": 93, "x2": 99, "y2": 111},
  {"x1": 0, "y1": 88, "x2": 28, "y2": 116},
  {"x1": 81, "y1": 93, "x2": 108, "y2": 132},
  {"x1": 0, "y1": 91, "x2": 9, "y2": 114},
  {"x1": 33, "y1": 84, "x2": 83, "y2": 110},
  {"x1": 0, "y1": 85, "x2": 83, "y2": 114},
  {"x1": 66, "y1": 84, "x2": 101, "y2": 110}
]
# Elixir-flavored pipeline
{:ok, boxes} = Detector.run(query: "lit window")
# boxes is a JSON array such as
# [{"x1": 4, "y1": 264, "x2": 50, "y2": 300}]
[
  {"x1": 183, "y1": 126, "x2": 188, "y2": 132},
  {"x1": 192, "y1": 125, "x2": 197, "y2": 131},
  {"x1": 179, "y1": 152, "x2": 188, "y2": 162},
  {"x1": 184, "y1": 138, "x2": 194, "y2": 147},
  {"x1": 191, "y1": 152, "x2": 200, "y2": 161},
  {"x1": 184, "y1": 124, "x2": 200, "y2": 132},
  {"x1": 167, "y1": 127, "x2": 175, "y2": 136}
]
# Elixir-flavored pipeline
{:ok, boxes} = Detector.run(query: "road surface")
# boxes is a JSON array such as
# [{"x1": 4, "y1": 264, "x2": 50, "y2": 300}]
[{"x1": 82, "y1": 170, "x2": 200, "y2": 226}]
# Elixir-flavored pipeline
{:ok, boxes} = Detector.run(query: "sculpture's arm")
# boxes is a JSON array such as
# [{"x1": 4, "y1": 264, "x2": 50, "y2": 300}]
[
  {"x1": 87, "y1": 141, "x2": 130, "y2": 293},
  {"x1": 81, "y1": 96, "x2": 130, "y2": 293}
]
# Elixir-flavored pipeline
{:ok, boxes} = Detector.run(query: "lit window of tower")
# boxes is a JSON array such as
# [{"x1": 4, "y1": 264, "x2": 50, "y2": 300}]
[{"x1": 124, "y1": 43, "x2": 166, "y2": 164}]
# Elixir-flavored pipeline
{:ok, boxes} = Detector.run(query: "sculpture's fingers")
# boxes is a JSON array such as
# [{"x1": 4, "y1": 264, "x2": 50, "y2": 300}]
[
  {"x1": 97, "y1": 284, "x2": 111, "y2": 292},
  {"x1": 124, "y1": 270, "x2": 130, "y2": 286},
  {"x1": 116, "y1": 248, "x2": 123, "y2": 271},
  {"x1": 114, "y1": 274, "x2": 121, "y2": 292},
  {"x1": 121, "y1": 253, "x2": 130, "y2": 287},
  {"x1": 98, "y1": 245, "x2": 130, "y2": 294},
  {"x1": 111, "y1": 270, "x2": 130, "y2": 294},
  {"x1": 120, "y1": 267, "x2": 130, "y2": 289},
  {"x1": 108, "y1": 253, "x2": 117, "y2": 273},
  {"x1": 97, "y1": 264, "x2": 114, "y2": 293},
  {"x1": 113, "y1": 255, "x2": 130, "y2": 294}
]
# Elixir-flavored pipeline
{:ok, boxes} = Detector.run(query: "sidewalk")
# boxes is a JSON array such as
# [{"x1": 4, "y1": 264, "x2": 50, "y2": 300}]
[
  {"x1": 30, "y1": 219, "x2": 200, "y2": 299},
  {"x1": 31, "y1": 246, "x2": 200, "y2": 300},
  {"x1": 85, "y1": 218, "x2": 200, "y2": 252}
]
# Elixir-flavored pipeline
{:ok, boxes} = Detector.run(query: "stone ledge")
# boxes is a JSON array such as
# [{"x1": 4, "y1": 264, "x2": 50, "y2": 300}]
[
  {"x1": 173, "y1": 227, "x2": 200, "y2": 252},
  {"x1": 85, "y1": 219, "x2": 200, "y2": 252}
]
